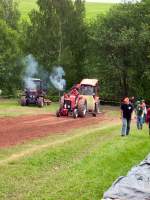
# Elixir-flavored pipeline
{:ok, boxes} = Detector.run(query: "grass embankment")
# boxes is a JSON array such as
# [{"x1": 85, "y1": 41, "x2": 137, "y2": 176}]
[
  {"x1": 85, "y1": 3, "x2": 114, "y2": 20},
  {"x1": 17, "y1": 0, "x2": 113, "y2": 20},
  {"x1": 0, "y1": 99, "x2": 58, "y2": 117},
  {"x1": 17, "y1": 0, "x2": 37, "y2": 19},
  {"x1": 0, "y1": 123, "x2": 150, "y2": 200}
]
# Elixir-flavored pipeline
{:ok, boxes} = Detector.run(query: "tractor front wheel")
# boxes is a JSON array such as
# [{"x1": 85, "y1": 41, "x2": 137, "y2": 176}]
[
  {"x1": 78, "y1": 100, "x2": 87, "y2": 118},
  {"x1": 56, "y1": 110, "x2": 61, "y2": 117}
]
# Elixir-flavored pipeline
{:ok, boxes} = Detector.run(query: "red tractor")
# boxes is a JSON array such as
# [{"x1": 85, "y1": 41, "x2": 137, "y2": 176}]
[
  {"x1": 56, "y1": 79, "x2": 100, "y2": 118},
  {"x1": 20, "y1": 78, "x2": 51, "y2": 107}
]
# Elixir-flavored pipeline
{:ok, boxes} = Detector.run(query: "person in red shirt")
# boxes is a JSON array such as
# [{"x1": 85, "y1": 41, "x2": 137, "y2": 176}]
[{"x1": 146, "y1": 108, "x2": 150, "y2": 135}]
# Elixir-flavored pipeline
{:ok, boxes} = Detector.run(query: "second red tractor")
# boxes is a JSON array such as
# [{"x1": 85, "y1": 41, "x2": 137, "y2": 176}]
[{"x1": 56, "y1": 79, "x2": 100, "y2": 118}]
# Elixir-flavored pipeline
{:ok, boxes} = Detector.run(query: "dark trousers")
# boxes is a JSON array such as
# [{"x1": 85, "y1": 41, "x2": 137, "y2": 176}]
[
  {"x1": 137, "y1": 116, "x2": 143, "y2": 129},
  {"x1": 126, "y1": 118, "x2": 131, "y2": 135}
]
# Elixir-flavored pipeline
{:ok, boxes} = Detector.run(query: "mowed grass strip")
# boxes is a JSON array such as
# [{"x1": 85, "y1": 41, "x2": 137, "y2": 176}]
[
  {"x1": 0, "y1": 99, "x2": 58, "y2": 117},
  {"x1": 0, "y1": 125, "x2": 150, "y2": 200},
  {"x1": 16, "y1": 0, "x2": 38, "y2": 19},
  {"x1": 16, "y1": 0, "x2": 114, "y2": 20},
  {"x1": 0, "y1": 99, "x2": 118, "y2": 117},
  {"x1": 85, "y1": 3, "x2": 114, "y2": 19}
]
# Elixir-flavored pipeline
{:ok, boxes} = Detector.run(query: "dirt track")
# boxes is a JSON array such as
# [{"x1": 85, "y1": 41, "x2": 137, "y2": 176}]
[{"x1": 0, "y1": 113, "x2": 113, "y2": 148}]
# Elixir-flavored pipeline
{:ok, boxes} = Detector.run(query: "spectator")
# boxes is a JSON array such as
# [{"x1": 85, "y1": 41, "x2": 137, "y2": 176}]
[
  {"x1": 134, "y1": 100, "x2": 140, "y2": 112},
  {"x1": 136, "y1": 101, "x2": 144, "y2": 130},
  {"x1": 130, "y1": 96, "x2": 136, "y2": 106},
  {"x1": 121, "y1": 97, "x2": 134, "y2": 136},
  {"x1": 141, "y1": 100, "x2": 147, "y2": 123},
  {"x1": 146, "y1": 108, "x2": 150, "y2": 135},
  {"x1": 129, "y1": 96, "x2": 136, "y2": 118}
]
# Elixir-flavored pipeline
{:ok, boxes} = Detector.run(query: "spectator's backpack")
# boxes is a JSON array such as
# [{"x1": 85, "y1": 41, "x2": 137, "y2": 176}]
[{"x1": 137, "y1": 105, "x2": 143, "y2": 116}]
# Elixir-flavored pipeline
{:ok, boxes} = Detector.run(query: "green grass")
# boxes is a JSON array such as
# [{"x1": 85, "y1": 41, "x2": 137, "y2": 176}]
[
  {"x1": 85, "y1": 3, "x2": 114, "y2": 20},
  {"x1": 0, "y1": 99, "x2": 118, "y2": 117},
  {"x1": 16, "y1": 0, "x2": 114, "y2": 20},
  {"x1": 0, "y1": 123, "x2": 150, "y2": 200},
  {"x1": 17, "y1": 0, "x2": 38, "y2": 19},
  {"x1": 0, "y1": 100, "x2": 148, "y2": 199},
  {"x1": 0, "y1": 99, "x2": 58, "y2": 117}
]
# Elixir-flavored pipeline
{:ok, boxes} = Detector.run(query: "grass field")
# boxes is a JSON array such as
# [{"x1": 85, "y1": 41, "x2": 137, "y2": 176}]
[
  {"x1": 0, "y1": 99, "x2": 150, "y2": 199},
  {"x1": 0, "y1": 99, "x2": 58, "y2": 117},
  {"x1": 0, "y1": 99, "x2": 117, "y2": 118},
  {"x1": 16, "y1": 0, "x2": 114, "y2": 20},
  {"x1": 85, "y1": 3, "x2": 114, "y2": 19},
  {"x1": 17, "y1": 0, "x2": 38, "y2": 19},
  {"x1": 0, "y1": 122, "x2": 150, "y2": 199}
]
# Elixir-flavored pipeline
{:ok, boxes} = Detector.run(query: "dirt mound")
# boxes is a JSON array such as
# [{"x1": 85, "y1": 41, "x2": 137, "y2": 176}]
[{"x1": 0, "y1": 113, "x2": 108, "y2": 148}]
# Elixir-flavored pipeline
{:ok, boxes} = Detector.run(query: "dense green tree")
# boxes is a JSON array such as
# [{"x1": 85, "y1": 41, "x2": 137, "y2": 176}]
[
  {"x1": 0, "y1": 0, "x2": 20, "y2": 30},
  {"x1": 0, "y1": 0, "x2": 21, "y2": 95},
  {"x1": 0, "y1": 20, "x2": 21, "y2": 95},
  {"x1": 1, "y1": 0, "x2": 150, "y2": 100},
  {"x1": 87, "y1": 1, "x2": 150, "y2": 99},
  {"x1": 24, "y1": 0, "x2": 87, "y2": 88}
]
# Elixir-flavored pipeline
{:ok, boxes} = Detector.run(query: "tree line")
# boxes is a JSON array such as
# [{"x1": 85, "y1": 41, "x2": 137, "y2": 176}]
[{"x1": 0, "y1": 0, "x2": 150, "y2": 101}]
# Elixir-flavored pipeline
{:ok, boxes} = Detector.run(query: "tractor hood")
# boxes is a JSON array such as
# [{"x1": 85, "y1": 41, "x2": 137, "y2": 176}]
[{"x1": 80, "y1": 79, "x2": 98, "y2": 86}]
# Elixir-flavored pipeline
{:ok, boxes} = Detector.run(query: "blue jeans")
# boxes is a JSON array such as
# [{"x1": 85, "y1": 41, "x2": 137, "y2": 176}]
[
  {"x1": 137, "y1": 116, "x2": 143, "y2": 129},
  {"x1": 142, "y1": 114, "x2": 146, "y2": 124},
  {"x1": 121, "y1": 118, "x2": 131, "y2": 136}
]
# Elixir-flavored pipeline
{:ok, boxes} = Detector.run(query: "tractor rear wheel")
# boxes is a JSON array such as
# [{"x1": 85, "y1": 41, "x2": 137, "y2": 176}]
[
  {"x1": 38, "y1": 97, "x2": 44, "y2": 107},
  {"x1": 20, "y1": 96, "x2": 26, "y2": 106},
  {"x1": 78, "y1": 99, "x2": 87, "y2": 117}
]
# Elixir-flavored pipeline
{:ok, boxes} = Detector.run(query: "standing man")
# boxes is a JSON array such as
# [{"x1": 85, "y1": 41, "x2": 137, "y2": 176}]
[
  {"x1": 136, "y1": 101, "x2": 144, "y2": 130},
  {"x1": 141, "y1": 100, "x2": 147, "y2": 123},
  {"x1": 121, "y1": 97, "x2": 134, "y2": 136}
]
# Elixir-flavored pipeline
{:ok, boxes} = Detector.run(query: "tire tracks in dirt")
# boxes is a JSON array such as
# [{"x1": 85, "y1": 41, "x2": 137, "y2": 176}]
[
  {"x1": 0, "y1": 122, "x2": 120, "y2": 165},
  {"x1": 0, "y1": 113, "x2": 108, "y2": 148}
]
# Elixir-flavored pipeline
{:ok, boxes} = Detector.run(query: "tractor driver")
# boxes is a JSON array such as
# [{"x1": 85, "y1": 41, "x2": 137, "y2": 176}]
[
  {"x1": 70, "y1": 84, "x2": 80, "y2": 97},
  {"x1": 70, "y1": 88, "x2": 79, "y2": 97}
]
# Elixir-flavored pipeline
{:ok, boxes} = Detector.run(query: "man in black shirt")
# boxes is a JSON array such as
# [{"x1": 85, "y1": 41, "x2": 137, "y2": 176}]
[{"x1": 121, "y1": 97, "x2": 134, "y2": 136}]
